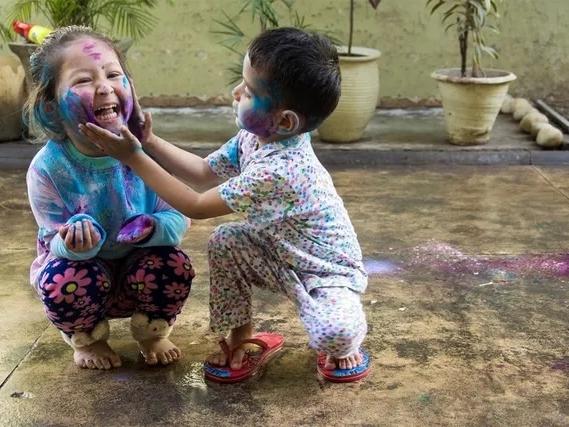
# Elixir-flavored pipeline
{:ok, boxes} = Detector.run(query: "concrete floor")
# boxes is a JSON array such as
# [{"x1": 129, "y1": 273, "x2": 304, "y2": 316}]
[{"x1": 1, "y1": 161, "x2": 569, "y2": 425}]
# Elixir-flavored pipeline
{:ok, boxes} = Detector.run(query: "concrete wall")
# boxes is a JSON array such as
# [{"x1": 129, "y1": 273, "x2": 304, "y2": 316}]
[{"x1": 1, "y1": 0, "x2": 568, "y2": 106}]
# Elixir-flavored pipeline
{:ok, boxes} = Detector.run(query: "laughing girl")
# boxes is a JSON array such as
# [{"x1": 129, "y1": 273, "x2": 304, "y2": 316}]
[{"x1": 25, "y1": 26, "x2": 194, "y2": 370}]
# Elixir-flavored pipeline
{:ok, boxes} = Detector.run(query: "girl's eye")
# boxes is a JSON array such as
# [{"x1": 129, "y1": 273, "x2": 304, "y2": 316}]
[
  {"x1": 75, "y1": 78, "x2": 91, "y2": 84},
  {"x1": 108, "y1": 72, "x2": 122, "y2": 79}
]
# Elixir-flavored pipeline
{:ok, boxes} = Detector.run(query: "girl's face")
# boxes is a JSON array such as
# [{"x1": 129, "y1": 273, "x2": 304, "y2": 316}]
[
  {"x1": 55, "y1": 37, "x2": 133, "y2": 142},
  {"x1": 231, "y1": 54, "x2": 277, "y2": 139}
]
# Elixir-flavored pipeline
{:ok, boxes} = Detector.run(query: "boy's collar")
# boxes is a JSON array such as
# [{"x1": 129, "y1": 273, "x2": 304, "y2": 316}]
[{"x1": 255, "y1": 132, "x2": 310, "y2": 153}]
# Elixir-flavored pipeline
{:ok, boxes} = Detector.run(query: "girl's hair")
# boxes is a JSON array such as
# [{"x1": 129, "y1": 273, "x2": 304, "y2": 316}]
[{"x1": 24, "y1": 25, "x2": 130, "y2": 141}]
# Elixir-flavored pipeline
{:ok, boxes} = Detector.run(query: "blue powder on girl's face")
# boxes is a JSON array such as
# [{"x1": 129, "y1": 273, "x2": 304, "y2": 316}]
[{"x1": 59, "y1": 89, "x2": 96, "y2": 128}]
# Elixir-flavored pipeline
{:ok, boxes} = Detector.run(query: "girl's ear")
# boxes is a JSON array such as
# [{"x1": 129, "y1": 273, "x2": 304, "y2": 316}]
[{"x1": 276, "y1": 110, "x2": 302, "y2": 136}]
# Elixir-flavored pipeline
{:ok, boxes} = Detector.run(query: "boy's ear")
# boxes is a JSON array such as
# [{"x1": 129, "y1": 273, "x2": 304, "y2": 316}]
[
  {"x1": 276, "y1": 110, "x2": 302, "y2": 135},
  {"x1": 43, "y1": 100, "x2": 56, "y2": 113}
]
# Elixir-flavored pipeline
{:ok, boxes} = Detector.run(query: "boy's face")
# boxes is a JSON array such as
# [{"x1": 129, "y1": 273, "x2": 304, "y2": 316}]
[
  {"x1": 231, "y1": 54, "x2": 278, "y2": 138},
  {"x1": 56, "y1": 37, "x2": 134, "y2": 139}
]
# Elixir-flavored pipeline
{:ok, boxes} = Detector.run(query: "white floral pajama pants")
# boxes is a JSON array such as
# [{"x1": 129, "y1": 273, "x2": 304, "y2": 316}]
[{"x1": 208, "y1": 222, "x2": 367, "y2": 358}]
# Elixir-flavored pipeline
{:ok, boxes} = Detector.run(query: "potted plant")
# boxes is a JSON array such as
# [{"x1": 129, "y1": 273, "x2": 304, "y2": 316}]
[
  {"x1": 427, "y1": 0, "x2": 516, "y2": 145},
  {"x1": 3, "y1": 0, "x2": 165, "y2": 86},
  {"x1": 0, "y1": 19, "x2": 25, "y2": 142},
  {"x1": 213, "y1": 0, "x2": 328, "y2": 85},
  {"x1": 317, "y1": 0, "x2": 383, "y2": 143}
]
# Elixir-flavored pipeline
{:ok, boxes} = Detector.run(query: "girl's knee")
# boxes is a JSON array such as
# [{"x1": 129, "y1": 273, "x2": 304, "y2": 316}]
[{"x1": 38, "y1": 258, "x2": 110, "y2": 306}]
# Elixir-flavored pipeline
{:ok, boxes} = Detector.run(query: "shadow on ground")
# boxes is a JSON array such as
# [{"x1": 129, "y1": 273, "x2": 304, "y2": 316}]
[{"x1": 1, "y1": 165, "x2": 569, "y2": 426}]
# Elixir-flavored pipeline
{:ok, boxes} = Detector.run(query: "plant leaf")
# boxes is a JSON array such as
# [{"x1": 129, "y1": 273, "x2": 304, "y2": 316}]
[{"x1": 369, "y1": 0, "x2": 381, "y2": 9}]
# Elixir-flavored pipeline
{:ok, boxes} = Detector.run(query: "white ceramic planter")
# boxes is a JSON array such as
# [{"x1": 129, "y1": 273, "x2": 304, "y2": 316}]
[
  {"x1": 432, "y1": 68, "x2": 517, "y2": 145},
  {"x1": 0, "y1": 55, "x2": 25, "y2": 142},
  {"x1": 318, "y1": 46, "x2": 380, "y2": 143}
]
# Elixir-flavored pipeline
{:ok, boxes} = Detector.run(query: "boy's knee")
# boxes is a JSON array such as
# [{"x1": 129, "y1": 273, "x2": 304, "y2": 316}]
[{"x1": 208, "y1": 223, "x2": 247, "y2": 251}]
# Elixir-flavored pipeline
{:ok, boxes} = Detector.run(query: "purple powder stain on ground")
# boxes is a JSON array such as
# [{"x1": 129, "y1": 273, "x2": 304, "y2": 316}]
[
  {"x1": 363, "y1": 259, "x2": 401, "y2": 276},
  {"x1": 409, "y1": 241, "x2": 569, "y2": 279},
  {"x1": 551, "y1": 358, "x2": 569, "y2": 372}
]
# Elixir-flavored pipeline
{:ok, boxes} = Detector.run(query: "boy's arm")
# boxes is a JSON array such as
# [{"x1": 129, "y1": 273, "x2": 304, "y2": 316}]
[
  {"x1": 145, "y1": 132, "x2": 220, "y2": 191},
  {"x1": 81, "y1": 122, "x2": 231, "y2": 219},
  {"x1": 128, "y1": 150, "x2": 231, "y2": 219},
  {"x1": 140, "y1": 112, "x2": 220, "y2": 190}
]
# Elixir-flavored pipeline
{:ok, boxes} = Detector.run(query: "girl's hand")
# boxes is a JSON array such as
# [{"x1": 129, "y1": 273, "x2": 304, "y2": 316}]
[
  {"x1": 79, "y1": 122, "x2": 142, "y2": 163},
  {"x1": 59, "y1": 220, "x2": 101, "y2": 252},
  {"x1": 117, "y1": 214, "x2": 155, "y2": 244}
]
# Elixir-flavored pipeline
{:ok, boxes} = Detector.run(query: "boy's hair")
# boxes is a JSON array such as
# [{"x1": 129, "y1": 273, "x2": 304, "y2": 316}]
[
  {"x1": 24, "y1": 25, "x2": 130, "y2": 141},
  {"x1": 248, "y1": 27, "x2": 341, "y2": 132}
]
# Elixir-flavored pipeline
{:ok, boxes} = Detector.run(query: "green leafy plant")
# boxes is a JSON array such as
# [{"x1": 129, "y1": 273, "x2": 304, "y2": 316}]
[
  {"x1": 346, "y1": 0, "x2": 382, "y2": 56},
  {"x1": 214, "y1": 0, "x2": 336, "y2": 84},
  {"x1": 427, "y1": 0, "x2": 502, "y2": 77},
  {"x1": 2, "y1": 0, "x2": 168, "y2": 43}
]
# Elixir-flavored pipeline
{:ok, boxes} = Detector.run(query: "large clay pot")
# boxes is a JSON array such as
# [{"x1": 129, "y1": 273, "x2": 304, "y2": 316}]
[
  {"x1": 318, "y1": 46, "x2": 381, "y2": 143},
  {"x1": 0, "y1": 54, "x2": 25, "y2": 142},
  {"x1": 432, "y1": 68, "x2": 517, "y2": 145}
]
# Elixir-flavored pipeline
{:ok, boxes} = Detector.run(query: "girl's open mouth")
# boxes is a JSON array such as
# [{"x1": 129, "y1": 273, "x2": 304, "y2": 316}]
[{"x1": 94, "y1": 103, "x2": 120, "y2": 124}]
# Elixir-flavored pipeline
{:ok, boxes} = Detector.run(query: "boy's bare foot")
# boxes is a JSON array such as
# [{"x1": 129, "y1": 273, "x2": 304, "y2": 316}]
[
  {"x1": 324, "y1": 351, "x2": 363, "y2": 370},
  {"x1": 207, "y1": 323, "x2": 254, "y2": 370},
  {"x1": 73, "y1": 340, "x2": 122, "y2": 370},
  {"x1": 138, "y1": 337, "x2": 182, "y2": 365}
]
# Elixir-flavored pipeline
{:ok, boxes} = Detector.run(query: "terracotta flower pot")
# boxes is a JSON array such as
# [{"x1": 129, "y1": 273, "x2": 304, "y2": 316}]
[
  {"x1": 318, "y1": 46, "x2": 381, "y2": 143},
  {"x1": 432, "y1": 68, "x2": 517, "y2": 145}
]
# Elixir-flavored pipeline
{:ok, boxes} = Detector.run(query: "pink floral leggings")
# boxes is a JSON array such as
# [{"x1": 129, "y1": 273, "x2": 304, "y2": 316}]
[{"x1": 37, "y1": 246, "x2": 195, "y2": 339}]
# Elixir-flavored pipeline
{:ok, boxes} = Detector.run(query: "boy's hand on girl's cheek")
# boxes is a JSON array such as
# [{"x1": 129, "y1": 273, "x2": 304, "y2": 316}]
[
  {"x1": 127, "y1": 80, "x2": 146, "y2": 141},
  {"x1": 117, "y1": 214, "x2": 155, "y2": 244},
  {"x1": 59, "y1": 220, "x2": 101, "y2": 252},
  {"x1": 79, "y1": 122, "x2": 142, "y2": 163}
]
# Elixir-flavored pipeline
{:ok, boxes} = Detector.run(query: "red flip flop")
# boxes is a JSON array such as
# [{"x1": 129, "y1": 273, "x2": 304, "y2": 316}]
[
  {"x1": 317, "y1": 348, "x2": 371, "y2": 383},
  {"x1": 203, "y1": 332, "x2": 284, "y2": 383}
]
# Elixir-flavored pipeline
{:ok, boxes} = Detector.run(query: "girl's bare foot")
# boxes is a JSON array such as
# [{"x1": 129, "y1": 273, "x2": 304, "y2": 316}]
[
  {"x1": 324, "y1": 351, "x2": 363, "y2": 370},
  {"x1": 138, "y1": 337, "x2": 182, "y2": 365},
  {"x1": 73, "y1": 340, "x2": 122, "y2": 370},
  {"x1": 207, "y1": 323, "x2": 254, "y2": 370}
]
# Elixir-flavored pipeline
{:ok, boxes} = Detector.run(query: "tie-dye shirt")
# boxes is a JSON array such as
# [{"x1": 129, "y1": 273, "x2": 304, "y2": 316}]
[
  {"x1": 206, "y1": 130, "x2": 367, "y2": 293},
  {"x1": 27, "y1": 140, "x2": 188, "y2": 287}
]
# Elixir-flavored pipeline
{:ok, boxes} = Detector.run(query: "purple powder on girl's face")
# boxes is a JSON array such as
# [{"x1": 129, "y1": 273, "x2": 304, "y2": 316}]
[
  {"x1": 82, "y1": 42, "x2": 102, "y2": 61},
  {"x1": 117, "y1": 215, "x2": 154, "y2": 243}
]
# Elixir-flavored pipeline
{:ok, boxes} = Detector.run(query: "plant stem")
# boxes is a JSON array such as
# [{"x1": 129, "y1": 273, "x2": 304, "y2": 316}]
[
  {"x1": 459, "y1": 29, "x2": 468, "y2": 78},
  {"x1": 348, "y1": 0, "x2": 354, "y2": 55}
]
